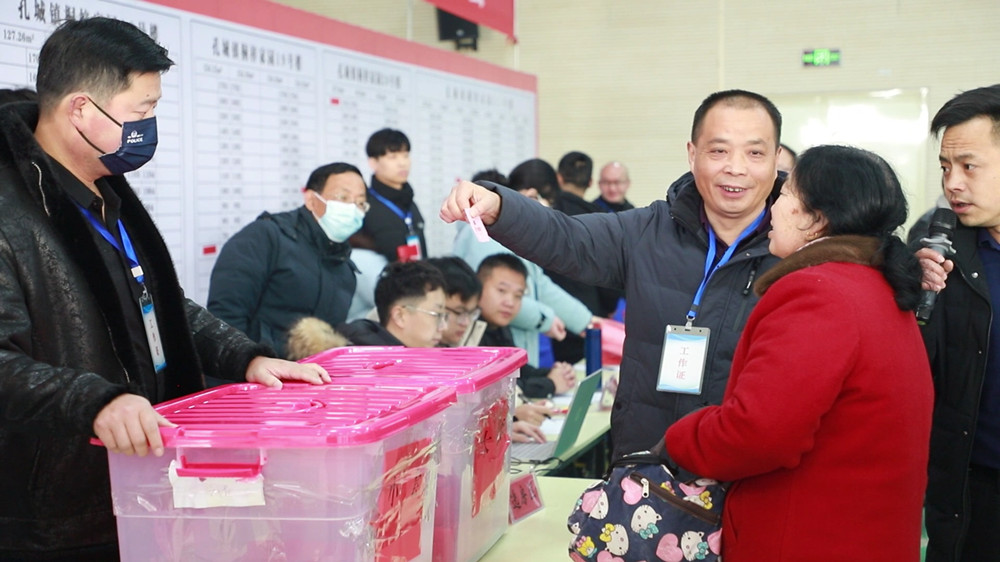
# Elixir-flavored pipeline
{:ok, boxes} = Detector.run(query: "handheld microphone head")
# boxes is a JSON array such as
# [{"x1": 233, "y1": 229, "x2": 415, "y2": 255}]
[
  {"x1": 916, "y1": 207, "x2": 958, "y2": 324},
  {"x1": 927, "y1": 207, "x2": 958, "y2": 242}
]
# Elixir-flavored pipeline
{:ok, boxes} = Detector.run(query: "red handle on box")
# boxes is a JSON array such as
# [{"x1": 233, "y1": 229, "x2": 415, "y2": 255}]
[{"x1": 175, "y1": 455, "x2": 262, "y2": 478}]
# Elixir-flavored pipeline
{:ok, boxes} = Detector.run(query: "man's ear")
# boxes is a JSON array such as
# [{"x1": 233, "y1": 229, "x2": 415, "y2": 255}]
[
  {"x1": 389, "y1": 304, "x2": 406, "y2": 329},
  {"x1": 303, "y1": 189, "x2": 321, "y2": 216},
  {"x1": 67, "y1": 93, "x2": 90, "y2": 128}
]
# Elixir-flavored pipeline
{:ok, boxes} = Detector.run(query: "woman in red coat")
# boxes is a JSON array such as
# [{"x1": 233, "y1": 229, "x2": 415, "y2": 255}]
[{"x1": 665, "y1": 145, "x2": 933, "y2": 561}]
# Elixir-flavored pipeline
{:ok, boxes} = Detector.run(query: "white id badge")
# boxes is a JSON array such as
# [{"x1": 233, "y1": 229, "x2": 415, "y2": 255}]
[
  {"x1": 656, "y1": 325, "x2": 710, "y2": 394},
  {"x1": 139, "y1": 289, "x2": 167, "y2": 372}
]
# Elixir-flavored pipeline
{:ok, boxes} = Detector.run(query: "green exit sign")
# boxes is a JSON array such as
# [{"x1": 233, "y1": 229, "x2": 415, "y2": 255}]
[{"x1": 802, "y1": 48, "x2": 841, "y2": 67}]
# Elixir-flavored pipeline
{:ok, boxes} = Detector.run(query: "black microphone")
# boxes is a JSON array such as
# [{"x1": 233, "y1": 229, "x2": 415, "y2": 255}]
[{"x1": 916, "y1": 208, "x2": 957, "y2": 324}]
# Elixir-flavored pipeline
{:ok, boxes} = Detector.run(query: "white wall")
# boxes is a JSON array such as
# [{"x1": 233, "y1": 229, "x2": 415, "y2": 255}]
[{"x1": 275, "y1": 0, "x2": 1000, "y2": 219}]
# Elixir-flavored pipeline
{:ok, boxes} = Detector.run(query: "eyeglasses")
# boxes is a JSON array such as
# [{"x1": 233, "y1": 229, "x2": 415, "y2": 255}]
[
  {"x1": 403, "y1": 305, "x2": 450, "y2": 327},
  {"x1": 445, "y1": 307, "x2": 480, "y2": 324},
  {"x1": 313, "y1": 191, "x2": 370, "y2": 214}
]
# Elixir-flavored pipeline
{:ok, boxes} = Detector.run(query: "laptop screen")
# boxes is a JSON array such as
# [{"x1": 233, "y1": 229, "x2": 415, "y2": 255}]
[{"x1": 551, "y1": 370, "x2": 602, "y2": 457}]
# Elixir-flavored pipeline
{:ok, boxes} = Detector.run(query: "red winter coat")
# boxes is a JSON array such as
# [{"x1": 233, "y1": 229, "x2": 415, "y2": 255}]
[{"x1": 666, "y1": 236, "x2": 933, "y2": 561}]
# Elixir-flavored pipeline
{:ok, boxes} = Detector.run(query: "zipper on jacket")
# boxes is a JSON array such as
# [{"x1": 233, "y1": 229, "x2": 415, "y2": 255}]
[
  {"x1": 939, "y1": 258, "x2": 992, "y2": 559},
  {"x1": 628, "y1": 471, "x2": 721, "y2": 526},
  {"x1": 103, "y1": 321, "x2": 131, "y2": 384},
  {"x1": 30, "y1": 161, "x2": 50, "y2": 216},
  {"x1": 957, "y1": 265, "x2": 991, "y2": 560},
  {"x1": 742, "y1": 264, "x2": 758, "y2": 296}
]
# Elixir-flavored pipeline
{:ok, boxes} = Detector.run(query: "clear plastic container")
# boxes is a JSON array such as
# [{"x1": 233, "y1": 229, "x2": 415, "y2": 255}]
[
  {"x1": 301, "y1": 347, "x2": 526, "y2": 562},
  {"x1": 100, "y1": 381, "x2": 456, "y2": 562}
]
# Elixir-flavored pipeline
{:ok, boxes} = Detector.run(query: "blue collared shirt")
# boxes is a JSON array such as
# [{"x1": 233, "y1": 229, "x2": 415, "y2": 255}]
[{"x1": 972, "y1": 228, "x2": 1000, "y2": 468}]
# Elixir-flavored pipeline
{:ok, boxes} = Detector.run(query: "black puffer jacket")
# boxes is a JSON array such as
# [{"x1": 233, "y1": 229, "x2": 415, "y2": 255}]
[
  {"x1": 360, "y1": 177, "x2": 427, "y2": 263},
  {"x1": 0, "y1": 101, "x2": 270, "y2": 556},
  {"x1": 913, "y1": 222, "x2": 992, "y2": 562},
  {"x1": 337, "y1": 319, "x2": 404, "y2": 346},
  {"x1": 483, "y1": 172, "x2": 783, "y2": 460},
  {"x1": 207, "y1": 206, "x2": 357, "y2": 358}
]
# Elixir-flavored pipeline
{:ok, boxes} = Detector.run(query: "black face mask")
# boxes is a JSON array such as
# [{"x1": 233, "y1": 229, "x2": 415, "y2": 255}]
[{"x1": 78, "y1": 97, "x2": 158, "y2": 175}]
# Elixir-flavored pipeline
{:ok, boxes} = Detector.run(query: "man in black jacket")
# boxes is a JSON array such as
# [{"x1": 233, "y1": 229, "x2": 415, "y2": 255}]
[
  {"x1": 914, "y1": 84, "x2": 1000, "y2": 562},
  {"x1": 360, "y1": 128, "x2": 427, "y2": 262},
  {"x1": 208, "y1": 162, "x2": 364, "y2": 358},
  {"x1": 0, "y1": 18, "x2": 328, "y2": 560},
  {"x1": 554, "y1": 151, "x2": 601, "y2": 215}
]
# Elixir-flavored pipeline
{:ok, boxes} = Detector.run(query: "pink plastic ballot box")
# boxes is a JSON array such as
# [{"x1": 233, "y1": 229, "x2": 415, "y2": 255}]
[
  {"x1": 301, "y1": 347, "x2": 527, "y2": 562},
  {"x1": 99, "y1": 381, "x2": 456, "y2": 562}
]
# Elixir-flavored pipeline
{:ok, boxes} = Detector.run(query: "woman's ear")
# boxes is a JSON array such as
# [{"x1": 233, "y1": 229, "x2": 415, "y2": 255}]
[{"x1": 811, "y1": 211, "x2": 829, "y2": 238}]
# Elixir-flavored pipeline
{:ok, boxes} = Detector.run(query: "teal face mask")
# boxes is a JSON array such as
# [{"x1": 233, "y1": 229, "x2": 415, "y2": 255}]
[{"x1": 313, "y1": 193, "x2": 365, "y2": 243}]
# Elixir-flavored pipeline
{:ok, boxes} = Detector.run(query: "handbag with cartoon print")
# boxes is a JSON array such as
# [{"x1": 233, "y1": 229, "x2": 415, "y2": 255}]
[{"x1": 566, "y1": 452, "x2": 726, "y2": 561}]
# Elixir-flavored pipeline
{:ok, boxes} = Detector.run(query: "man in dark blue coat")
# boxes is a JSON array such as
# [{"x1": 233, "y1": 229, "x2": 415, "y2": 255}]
[{"x1": 208, "y1": 162, "x2": 364, "y2": 358}]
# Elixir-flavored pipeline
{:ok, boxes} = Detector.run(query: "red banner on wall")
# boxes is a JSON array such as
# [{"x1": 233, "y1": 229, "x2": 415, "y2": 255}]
[{"x1": 425, "y1": 0, "x2": 515, "y2": 39}]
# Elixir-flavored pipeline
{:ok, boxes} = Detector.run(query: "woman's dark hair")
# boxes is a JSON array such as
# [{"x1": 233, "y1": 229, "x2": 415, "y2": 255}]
[
  {"x1": 509, "y1": 158, "x2": 559, "y2": 205},
  {"x1": 793, "y1": 145, "x2": 922, "y2": 310}
]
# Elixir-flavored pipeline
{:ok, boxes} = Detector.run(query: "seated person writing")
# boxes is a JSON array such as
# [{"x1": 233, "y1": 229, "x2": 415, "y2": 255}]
[
  {"x1": 337, "y1": 261, "x2": 446, "y2": 347},
  {"x1": 476, "y1": 253, "x2": 577, "y2": 398}
]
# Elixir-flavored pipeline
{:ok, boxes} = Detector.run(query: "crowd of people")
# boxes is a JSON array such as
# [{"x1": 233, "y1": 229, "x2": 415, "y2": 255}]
[{"x1": 2, "y1": 14, "x2": 999, "y2": 562}]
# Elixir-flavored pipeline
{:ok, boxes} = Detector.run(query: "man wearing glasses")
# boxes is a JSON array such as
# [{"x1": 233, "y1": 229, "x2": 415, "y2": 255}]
[
  {"x1": 208, "y1": 162, "x2": 366, "y2": 358},
  {"x1": 426, "y1": 257, "x2": 482, "y2": 347},
  {"x1": 337, "y1": 261, "x2": 448, "y2": 348}
]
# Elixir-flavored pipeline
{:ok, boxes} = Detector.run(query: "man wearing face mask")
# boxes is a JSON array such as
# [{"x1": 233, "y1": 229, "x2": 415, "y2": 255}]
[
  {"x1": 208, "y1": 162, "x2": 364, "y2": 358},
  {"x1": 0, "y1": 18, "x2": 331, "y2": 560}
]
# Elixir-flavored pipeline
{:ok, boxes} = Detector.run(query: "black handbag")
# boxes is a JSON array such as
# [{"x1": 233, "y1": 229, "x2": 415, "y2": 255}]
[{"x1": 566, "y1": 452, "x2": 726, "y2": 561}]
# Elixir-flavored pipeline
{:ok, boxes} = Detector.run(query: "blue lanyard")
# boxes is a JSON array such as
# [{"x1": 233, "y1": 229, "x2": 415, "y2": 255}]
[
  {"x1": 686, "y1": 208, "x2": 767, "y2": 325},
  {"x1": 74, "y1": 202, "x2": 145, "y2": 284},
  {"x1": 368, "y1": 187, "x2": 413, "y2": 231}
]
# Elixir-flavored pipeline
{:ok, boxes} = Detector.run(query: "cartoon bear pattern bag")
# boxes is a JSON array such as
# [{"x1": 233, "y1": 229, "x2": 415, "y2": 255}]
[{"x1": 567, "y1": 453, "x2": 725, "y2": 561}]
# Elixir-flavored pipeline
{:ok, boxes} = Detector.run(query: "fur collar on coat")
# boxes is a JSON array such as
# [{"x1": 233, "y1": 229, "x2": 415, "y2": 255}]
[{"x1": 755, "y1": 235, "x2": 883, "y2": 296}]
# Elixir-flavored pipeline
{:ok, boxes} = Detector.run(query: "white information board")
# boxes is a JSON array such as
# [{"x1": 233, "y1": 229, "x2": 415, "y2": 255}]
[{"x1": 0, "y1": 0, "x2": 537, "y2": 303}]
